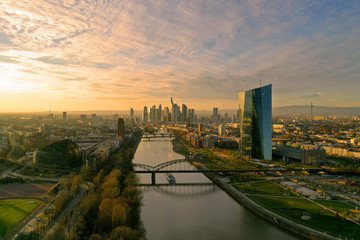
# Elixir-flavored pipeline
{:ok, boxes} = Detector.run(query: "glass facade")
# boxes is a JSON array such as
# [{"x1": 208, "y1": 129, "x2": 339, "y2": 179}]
[{"x1": 238, "y1": 84, "x2": 272, "y2": 160}]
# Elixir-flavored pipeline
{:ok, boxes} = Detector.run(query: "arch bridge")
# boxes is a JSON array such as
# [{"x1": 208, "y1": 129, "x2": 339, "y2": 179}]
[
  {"x1": 142, "y1": 133, "x2": 173, "y2": 140},
  {"x1": 138, "y1": 183, "x2": 217, "y2": 197},
  {"x1": 133, "y1": 159, "x2": 325, "y2": 184}
]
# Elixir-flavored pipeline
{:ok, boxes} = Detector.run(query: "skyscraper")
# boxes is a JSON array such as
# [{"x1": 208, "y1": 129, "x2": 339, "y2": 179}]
[
  {"x1": 238, "y1": 84, "x2": 272, "y2": 160},
  {"x1": 188, "y1": 109, "x2": 195, "y2": 123},
  {"x1": 150, "y1": 105, "x2": 157, "y2": 122},
  {"x1": 117, "y1": 118, "x2": 125, "y2": 139},
  {"x1": 163, "y1": 107, "x2": 169, "y2": 122},
  {"x1": 130, "y1": 108, "x2": 134, "y2": 124},
  {"x1": 212, "y1": 107, "x2": 219, "y2": 123},
  {"x1": 143, "y1": 106, "x2": 148, "y2": 123},
  {"x1": 182, "y1": 104, "x2": 187, "y2": 122},
  {"x1": 158, "y1": 104, "x2": 162, "y2": 122},
  {"x1": 62, "y1": 112, "x2": 67, "y2": 121}
]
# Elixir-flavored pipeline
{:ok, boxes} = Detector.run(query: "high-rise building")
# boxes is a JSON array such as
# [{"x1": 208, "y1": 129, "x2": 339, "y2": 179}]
[
  {"x1": 212, "y1": 108, "x2": 219, "y2": 123},
  {"x1": 163, "y1": 107, "x2": 169, "y2": 122},
  {"x1": 198, "y1": 123, "x2": 204, "y2": 132},
  {"x1": 158, "y1": 104, "x2": 162, "y2": 122},
  {"x1": 143, "y1": 106, "x2": 148, "y2": 123},
  {"x1": 218, "y1": 124, "x2": 226, "y2": 135},
  {"x1": 238, "y1": 84, "x2": 272, "y2": 160},
  {"x1": 182, "y1": 104, "x2": 188, "y2": 122},
  {"x1": 130, "y1": 108, "x2": 134, "y2": 124},
  {"x1": 188, "y1": 109, "x2": 195, "y2": 123},
  {"x1": 117, "y1": 118, "x2": 125, "y2": 139},
  {"x1": 80, "y1": 114, "x2": 87, "y2": 121},
  {"x1": 62, "y1": 112, "x2": 67, "y2": 121},
  {"x1": 150, "y1": 105, "x2": 157, "y2": 122}
]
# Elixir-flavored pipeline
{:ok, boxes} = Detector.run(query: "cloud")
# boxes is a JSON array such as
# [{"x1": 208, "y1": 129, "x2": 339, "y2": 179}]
[
  {"x1": 0, "y1": 55, "x2": 20, "y2": 63},
  {"x1": 0, "y1": 0, "x2": 360, "y2": 111}
]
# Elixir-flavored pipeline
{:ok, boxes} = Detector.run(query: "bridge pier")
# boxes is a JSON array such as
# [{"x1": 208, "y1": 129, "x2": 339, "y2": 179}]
[{"x1": 151, "y1": 172, "x2": 156, "y2": 185}]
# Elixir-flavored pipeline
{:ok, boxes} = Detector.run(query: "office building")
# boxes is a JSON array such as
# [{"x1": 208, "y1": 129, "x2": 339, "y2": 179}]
[
  {"x1": 117, "y1": 118, "x2": 125, "y2": 139},
  {"x1": 130, "y1": 108, "x2": 134, "y2": 124},
  {"x1": 150, "y1": 105, "x2": 157, "y2": 122},
  {"x1": 158, "y1": 104, "x2": 162, "y2": 122},
  {"x1": 238, "y1": 84, "x2": 272, "y2": 160},
  {"x1": 212, "y1": 108, "x2": 219, "y2": 123},
  {"x1": 62, "y1": 112, "x2": 67, "y2": 121},
  {"x1": 163, "y1": 107, "x2": 169, "y2": 122},
  {"x1": 143, "y1": 106, "x2": 148, "y2": 123},
  {"x1": 182, "y1": 104, "x2": 188, "y2": 122},
  {"x1": 188, "y1": 109, "x2": 195, "y2": 123},
  {"x1": 219, "y1": 124, "x2": 226, "y2": 135}
]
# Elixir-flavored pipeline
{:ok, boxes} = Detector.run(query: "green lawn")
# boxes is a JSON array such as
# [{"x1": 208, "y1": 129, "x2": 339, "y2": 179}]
[
  {"x1": 0, "y1": 199, "x2": 42, "y2": 237},
  {"x1": 314, "y1": 199, "x2": 356, "y2": 214},
  {"x1": 233, "y1": 180, "x2": 297, "y2": 196},
  {"x1": 249, "y1": 195, "x2": 360, "y2": 239}
]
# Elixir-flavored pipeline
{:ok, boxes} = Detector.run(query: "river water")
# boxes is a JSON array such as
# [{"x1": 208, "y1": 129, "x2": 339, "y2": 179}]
[{"x1": 133, "y1": 137, "x2": 300, "y2": 240}]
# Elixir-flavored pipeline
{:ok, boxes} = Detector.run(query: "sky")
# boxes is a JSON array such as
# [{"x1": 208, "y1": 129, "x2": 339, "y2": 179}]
[{"x1": 0, "y1": 0, "x2": 359, "y2": 112}]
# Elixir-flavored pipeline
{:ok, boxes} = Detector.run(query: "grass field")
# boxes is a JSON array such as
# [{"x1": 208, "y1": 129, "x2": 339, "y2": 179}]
[
  {"x1": 0, "y1": 199, "x2": 41, "y2": 237},
  {"x1": 249, "y1": 195, "x2": 360, "y2": 239},
  {"x1": 314, "y1": 199, "x2": 356, "y2": 213},
  {"x1": 233, "y1": 180, "x2": 297, "y2": 196}
]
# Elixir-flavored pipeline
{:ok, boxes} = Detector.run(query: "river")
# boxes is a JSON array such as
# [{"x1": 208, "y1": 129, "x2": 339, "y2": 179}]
[{"x1": 133, "y1": 137, "x2": 300, "y2": 240}]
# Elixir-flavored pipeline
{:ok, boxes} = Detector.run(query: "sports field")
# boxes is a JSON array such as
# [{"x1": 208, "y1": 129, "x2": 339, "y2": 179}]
[{"x1": 0, "y1": 198, "x2": 41, "y2": 237}]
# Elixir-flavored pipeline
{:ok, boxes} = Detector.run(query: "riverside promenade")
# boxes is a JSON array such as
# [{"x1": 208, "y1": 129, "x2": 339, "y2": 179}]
[{"x1": 196, "y1": 163, "x2": 340, "y2": 240}]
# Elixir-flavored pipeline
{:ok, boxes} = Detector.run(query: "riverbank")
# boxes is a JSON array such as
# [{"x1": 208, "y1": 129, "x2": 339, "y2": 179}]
[
  {"x1": 171, "y1": 137, "x2": 356, "y2": 240},
  {"x1": 197, "y1": 164, "x2": 339, "y2": 240}
]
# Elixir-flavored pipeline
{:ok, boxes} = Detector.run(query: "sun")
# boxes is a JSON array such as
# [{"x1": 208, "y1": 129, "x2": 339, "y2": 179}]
[{"x1": 0, "y1": 63, "x2": 41, "y2": 93}]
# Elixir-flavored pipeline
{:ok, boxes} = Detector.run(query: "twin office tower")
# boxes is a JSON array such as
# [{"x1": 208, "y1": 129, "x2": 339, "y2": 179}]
[{"x1": 238, "y1": 84, "x2": 272, "y2": 161}]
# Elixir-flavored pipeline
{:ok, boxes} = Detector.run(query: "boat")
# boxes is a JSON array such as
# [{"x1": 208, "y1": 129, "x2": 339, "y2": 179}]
[{"x1": 166, "y1": 173, "x2": 176, "y2": 184}]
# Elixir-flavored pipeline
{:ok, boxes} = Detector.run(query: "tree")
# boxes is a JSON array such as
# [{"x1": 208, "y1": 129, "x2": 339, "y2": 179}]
[
  {"x1": 99, "y1": 198, "x2": 118, "y2": 217},
  {"x1": 122, "y1": 186, "x2": 142, "y2": 210},
  {"x1": 110, "y1": 226, "x2": 140, "y2": 240},
  {"x1": 88, "y1": 234, "x2": 103, "y2": 240},
  {"x1": 93, "y1": 169, "x2": 104, "y2": 190},
  {"x1": 101, "y1": 169, "x2": 122, "y2": 198},
  {"x1": 54, "y1": 191, "x2": 67, "y2": 216},
  {"x1": 81, "y1": 165, "x2": 93, "y2": 181},
  {"x1": 112, "y1": 202, "x2": 130, "y2": 227},
  {"x1": 71, "y1": 175, "x2": 82, "y2": 196}
]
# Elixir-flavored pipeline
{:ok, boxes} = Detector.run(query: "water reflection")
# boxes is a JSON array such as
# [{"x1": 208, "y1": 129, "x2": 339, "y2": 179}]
[{"x1": 134, "y1": 137, "x2": 299, "y2": 240}]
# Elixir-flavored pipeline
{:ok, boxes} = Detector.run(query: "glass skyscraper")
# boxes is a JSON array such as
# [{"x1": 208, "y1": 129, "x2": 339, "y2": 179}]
[{"x1": 238, "y1": 84, "x2": 272, "y2": 160}]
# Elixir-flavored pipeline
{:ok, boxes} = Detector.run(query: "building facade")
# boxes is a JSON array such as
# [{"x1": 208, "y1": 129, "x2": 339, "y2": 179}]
[
  {"x1": 238, "y1": 84, "x2": 272, "y2": 160},
  {"x1": 117, "y1": 118, "x2": 125, "y2": 139}
]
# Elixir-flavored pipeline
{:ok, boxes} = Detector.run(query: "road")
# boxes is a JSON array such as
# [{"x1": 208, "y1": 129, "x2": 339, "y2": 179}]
[
  {"x1": 10, "y1": 201, "x2": 49, "y2": 240},
  {"x1": 9, "y1": 168, "x2": 65, "y2": 182},
  {"x1": 41, "y1": 184, "x2": 88, "y2": 239}
]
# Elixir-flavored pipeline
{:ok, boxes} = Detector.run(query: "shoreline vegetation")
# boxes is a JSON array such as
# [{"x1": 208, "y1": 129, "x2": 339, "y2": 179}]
[
  {"x1": 45, "y1": 129, "x2": 144, "y2": 240},
  {"x1": 171, "y1": 134, "x2": 360, "y2": 240}
]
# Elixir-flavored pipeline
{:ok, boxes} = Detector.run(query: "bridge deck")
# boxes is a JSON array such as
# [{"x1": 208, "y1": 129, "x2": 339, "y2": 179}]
[
  {"x1": 138, "y1": 183, "x2": 215, "y2": 186},
  {"x1": 134, "y1": 168, "x2": 324, "y2": 174}
]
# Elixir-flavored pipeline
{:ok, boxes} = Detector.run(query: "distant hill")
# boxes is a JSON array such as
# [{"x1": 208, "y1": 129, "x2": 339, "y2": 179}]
[{"x1": 273, "y1": 105, "x2": 360, "y2": 117}]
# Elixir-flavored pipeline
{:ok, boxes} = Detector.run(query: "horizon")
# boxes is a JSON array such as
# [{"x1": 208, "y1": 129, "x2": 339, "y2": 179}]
[
  {"x1": 1, "y1": 104, "x2": 359, "y2": 115},
  {"x1": 1, "y1": 1, "x2": 360, "y2": 111}
]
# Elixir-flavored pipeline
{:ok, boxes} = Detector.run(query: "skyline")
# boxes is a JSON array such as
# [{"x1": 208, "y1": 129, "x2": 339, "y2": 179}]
[{"x1": 1, "y1": 0, "x2": 360, "y2": 112}]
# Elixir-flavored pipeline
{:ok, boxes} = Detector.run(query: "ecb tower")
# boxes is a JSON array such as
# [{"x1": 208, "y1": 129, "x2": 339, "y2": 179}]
[{"x1": 238, "y1": 84, "x2": 272, "y2": 160}]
